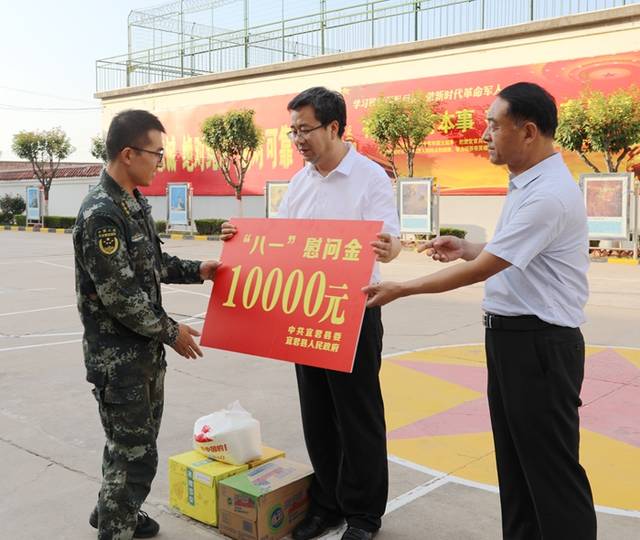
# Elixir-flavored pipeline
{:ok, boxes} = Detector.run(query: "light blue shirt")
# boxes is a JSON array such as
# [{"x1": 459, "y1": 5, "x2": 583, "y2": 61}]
[{"x1": 483, "y1": 153, "x2": 589, "y2": 327}]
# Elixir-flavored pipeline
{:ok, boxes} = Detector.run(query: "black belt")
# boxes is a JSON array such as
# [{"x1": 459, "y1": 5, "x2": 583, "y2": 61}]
[{"x1": 483, "y1": 312, "x2": 557, "y2": 331}]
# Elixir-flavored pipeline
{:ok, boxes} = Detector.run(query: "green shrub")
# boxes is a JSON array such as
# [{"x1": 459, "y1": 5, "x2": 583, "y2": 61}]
[
  {"x1": 195, "y1": 219, "x2": 225, "y2": 236},
  {"x1": 155, "y1": 220, "x2": 167, "y2": 233},
  {"x1": 43, "y1": 216, "x2": 76, "y2": 229},
  {"x1": 15, "y1": 215, "x2": 26, "y2": 226},
  {"x1": 438, "y1": 227, "x2": 467, "y2": 239},
  {"x1": 0, "y1": 194, "x2": 26, "y2": 223}
]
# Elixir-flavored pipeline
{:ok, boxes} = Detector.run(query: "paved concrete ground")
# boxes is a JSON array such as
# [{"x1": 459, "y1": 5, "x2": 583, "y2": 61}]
[{"x1": 0, "y1": 231, "x2": 638, "y2": 539}]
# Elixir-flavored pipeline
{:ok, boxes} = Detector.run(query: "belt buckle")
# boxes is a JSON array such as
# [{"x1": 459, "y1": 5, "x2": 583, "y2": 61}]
[{"x1": 483, "y1": 313, "x2": 493, "y2": 329}]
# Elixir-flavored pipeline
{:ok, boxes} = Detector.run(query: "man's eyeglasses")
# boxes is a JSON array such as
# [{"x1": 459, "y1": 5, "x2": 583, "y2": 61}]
[
  {"x1": 128, "y1": 146, "x2": 164, "y2": 162},
  {"x1": 287, "y1": 124, "x2": 325, "y2": 141}
]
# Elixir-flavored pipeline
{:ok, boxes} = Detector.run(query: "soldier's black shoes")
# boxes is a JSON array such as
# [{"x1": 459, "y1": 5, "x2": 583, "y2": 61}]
[
  {"x1": 341, "y1": 526, "x2": 376, "y2": 540},
  {"x1": 89, "y1": 508, "x2": 160, "y2": 538},
  {"x1": 292, "y1": 514, "x2": 344, "y2": 540}
]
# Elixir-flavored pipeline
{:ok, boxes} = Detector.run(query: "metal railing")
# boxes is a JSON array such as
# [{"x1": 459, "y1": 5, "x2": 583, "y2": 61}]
[{"x1": 96, "y1": 0, "x2": 636, "y2": 92}]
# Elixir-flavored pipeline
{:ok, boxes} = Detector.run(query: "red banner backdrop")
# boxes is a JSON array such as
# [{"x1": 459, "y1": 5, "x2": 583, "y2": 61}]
[
  {"x1": 200, "y1": 218, "x2": 382, "y2": 373},
  {"x1": 145, "y1": 50, "x2": 640, "y2": 197}
]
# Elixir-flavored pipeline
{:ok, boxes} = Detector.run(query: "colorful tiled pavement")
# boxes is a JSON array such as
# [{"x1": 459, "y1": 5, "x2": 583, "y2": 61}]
[{"x1": 381, "y1": 344, "x2": 640, "y2": 513}]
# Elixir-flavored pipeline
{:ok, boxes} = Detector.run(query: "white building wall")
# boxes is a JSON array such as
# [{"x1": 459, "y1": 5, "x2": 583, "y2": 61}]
[
  {"x1": 0, "y1": 178, "x2": 98, "y2": 218},
  {"x1": 2, "y1": 177, "x2": 503, "y2": 241},
  {"x1": 439, "y1": 196, "x2": 505, "y2": 242},
  {"x1": 146, "y1": 194, "x2": 267, "y2": 223}
]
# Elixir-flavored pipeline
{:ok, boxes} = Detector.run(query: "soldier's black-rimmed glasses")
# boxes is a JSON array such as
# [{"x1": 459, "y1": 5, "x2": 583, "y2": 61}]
[{"x1": 129, "y1": 146, "x2": 164, "y2": 162}]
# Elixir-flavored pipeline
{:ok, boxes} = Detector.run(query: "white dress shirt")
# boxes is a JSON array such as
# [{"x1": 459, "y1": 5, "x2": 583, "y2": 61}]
[
  {"x1": 483, "y1": 153, "x2": 589, "y2": 327},
  {"x1": 278, "y1": 143, "x2": 400, "y2": 283}
]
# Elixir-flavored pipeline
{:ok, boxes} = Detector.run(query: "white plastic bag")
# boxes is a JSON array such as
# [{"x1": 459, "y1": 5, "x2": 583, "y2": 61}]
[{"x1": 193, "y1": 401, "x2": 262, "y2": 465}]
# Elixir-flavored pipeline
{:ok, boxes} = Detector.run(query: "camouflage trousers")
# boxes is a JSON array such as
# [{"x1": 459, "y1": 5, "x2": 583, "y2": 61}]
[{"x1": 92, "y1": 367, "x2": 165, "y2": 540}]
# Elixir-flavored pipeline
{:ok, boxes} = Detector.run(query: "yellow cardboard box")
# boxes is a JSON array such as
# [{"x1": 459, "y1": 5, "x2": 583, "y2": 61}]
[
  {"x1": 168, "y1": 446, "x2": 285, "y2": 526},
  {"x1": 218, "y1": 458, "x2": 313, "y2": 540},
  {"x1": 169, "y1": 451, "x2": 247, "y2": 526}
]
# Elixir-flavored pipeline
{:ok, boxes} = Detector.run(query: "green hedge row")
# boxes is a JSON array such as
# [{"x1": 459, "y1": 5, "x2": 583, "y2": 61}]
[
  {"x1": 7, "y1": 215, "x2": 465, "y2": 241},
  {"x1": 195, "y1": 219, "x2": 225, "y2": 236},
  {"x1": 438, "y1": 227, "x2": 467, "y2": 239},
  {"x1": 43, "y1": 216, "x2": 76, "y2": 229},
  {"x1": 413, "y1": 228, "x2": 467, "y2": 241},
  {"x1": 156, "y1": 220, "x2": 224, "y2": 235},
  {"x1": 9, "y1": 215, "x2": 230, "y2": 237},
  {"x1": 7, "y1": 216, "x2": 76, "y2": 228}
]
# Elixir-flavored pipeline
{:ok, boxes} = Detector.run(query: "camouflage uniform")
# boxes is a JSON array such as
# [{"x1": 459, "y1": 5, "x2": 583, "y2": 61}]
[{"x1": 73, "y1": 171, "x2": 202, "y2": 539}]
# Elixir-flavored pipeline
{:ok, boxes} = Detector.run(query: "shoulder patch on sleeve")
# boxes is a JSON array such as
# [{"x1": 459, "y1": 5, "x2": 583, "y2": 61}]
[{"x1": 96, "y1": 227, "x2": 120, "y2": 256}]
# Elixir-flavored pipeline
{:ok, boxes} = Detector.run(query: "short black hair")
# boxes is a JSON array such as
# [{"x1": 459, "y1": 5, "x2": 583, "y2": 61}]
[
  {"x1": 106, "y1": 109, "x2": 165, "y2": 162},
  {"x1": 287, "y1": 87, "x2": 347, "y2": 137},
  {"x1": 497, "y1": 82, "x2": 558, "y2": 138}
]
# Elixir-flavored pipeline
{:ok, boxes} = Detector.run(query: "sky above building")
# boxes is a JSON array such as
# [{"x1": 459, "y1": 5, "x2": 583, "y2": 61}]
[
  {"x1": 0, "y1": 0, "x2": 163, "y2": 162},
  {"x1": 3, "y1": 0, "x2": 634, "y2": 163},
  {"x1": 0, "y1": 0, "x2": 347, "y2": 162}
]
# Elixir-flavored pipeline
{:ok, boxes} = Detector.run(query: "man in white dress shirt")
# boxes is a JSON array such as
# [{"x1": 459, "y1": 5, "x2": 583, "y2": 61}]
[
  {"x1": 364, "y1": 82, "x2": 596, "y2": 540},
  {"x1": 221, "y1": 87, "x2": 401, "y2": 540}
]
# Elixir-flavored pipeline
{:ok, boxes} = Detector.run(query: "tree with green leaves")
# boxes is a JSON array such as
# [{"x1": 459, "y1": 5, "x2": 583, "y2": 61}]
[
  {"x1": 0, "y1": 194, "x2": 26, "y2": 224},
  {"x1": 201, "y1": 109, "x2": 262, "y2": 214},
  {"x1": 90, "y1": 134, "x2": 107, "y2": 163},
  {"x1": 11, "y1": 127, "x2": 74, "y2": 216},
  {"x1": 556, "y1": 87, "x2": 640, "y2": 173},
  {"x1": 363, "y1": 92, "x2": 440, "y2": 178}
]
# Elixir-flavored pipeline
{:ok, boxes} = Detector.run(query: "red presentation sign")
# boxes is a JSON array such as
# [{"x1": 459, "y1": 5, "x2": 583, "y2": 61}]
[{"x1": 200, "y1": 218, "x2": 382, "y2": 373}]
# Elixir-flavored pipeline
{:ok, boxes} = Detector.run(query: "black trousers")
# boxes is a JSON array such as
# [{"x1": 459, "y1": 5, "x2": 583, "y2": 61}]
[
  {"x1": 295, "y1": 307, "x2": 388, "y2": 532},
  {"x1": 485, "y1": 324, "x2": 596, "y2": 540}
]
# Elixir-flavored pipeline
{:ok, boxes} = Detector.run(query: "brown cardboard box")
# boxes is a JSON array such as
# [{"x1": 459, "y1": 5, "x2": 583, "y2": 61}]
[
  {"x1": 218, "y1": 458, "x2": 313, "y2": 540},
  {"x1": 168, "y1": 446, "x2": 284, "y2": 526}
]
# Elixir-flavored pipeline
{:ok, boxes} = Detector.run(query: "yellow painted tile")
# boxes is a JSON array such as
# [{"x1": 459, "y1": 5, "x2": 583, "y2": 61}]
[
  {"x1": 614, "y1": 348, "x2": 640, "y2": 370},
  {"x1": 388, "y1": 432, "x2": 497, "y2": 485},
  {"x1": 581, "y1": 430, "x2": 640, "y2": 510},
  {"x1": 606, "y1": 258, "x2": 638, "y2": 265}
]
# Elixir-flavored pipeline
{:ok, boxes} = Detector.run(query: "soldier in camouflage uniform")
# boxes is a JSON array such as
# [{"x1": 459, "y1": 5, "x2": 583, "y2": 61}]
[{"x1": 74, "y1": 110, "x2": 219, "y2": 539}]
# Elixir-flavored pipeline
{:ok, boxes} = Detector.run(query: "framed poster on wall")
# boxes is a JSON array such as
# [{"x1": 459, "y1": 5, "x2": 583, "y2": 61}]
[
  {"x1": 580, "y1": 173, "x2": 631, "y2": 239},
  {"x1": 26, "y1": 186, "x2": 41, "y2": 224},
  {"x1": 168, "y1": 183, "x2": 189, "y2": 225},
  {"x1": 265, "y1": 181, "x2": 289, "y2": 218},
  {"x1": 397, "y1": 178, "x2": 434, "y2": 234},
  {"x1": 166, "y1": 182, "x2": 194, "y2": 232}
]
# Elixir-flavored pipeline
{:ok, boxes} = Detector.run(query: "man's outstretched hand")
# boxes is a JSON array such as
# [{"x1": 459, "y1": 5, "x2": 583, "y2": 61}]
[
  {"x1": 418, "y1": 235, "x2": 465, "y2": 263},
  {"x1": 362, "y1": 281, "x2": 403, "y2": 308},
  {"x1": 172, "y1": 323, "x2": 203, "y2": 359}
]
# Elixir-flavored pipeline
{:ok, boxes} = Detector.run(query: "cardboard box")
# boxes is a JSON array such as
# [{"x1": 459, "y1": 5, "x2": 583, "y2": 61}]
[
  {"x1": 168, "y1": 446, "x2": 285, "y2": 526},
  {"x1": 169, "y1": 451, "x2": 248, "y2": 526},
  {"x1": 218, "y1": 458, "x2": 313, "y2": 540},
  {"x1": 246, "y1": 446, "x2": 285, "y2": 468}
]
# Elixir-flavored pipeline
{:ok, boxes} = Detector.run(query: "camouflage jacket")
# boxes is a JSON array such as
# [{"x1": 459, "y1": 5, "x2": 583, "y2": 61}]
[{"x1": 73, "y1": 171, "x2": 202, "y2": 386}]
